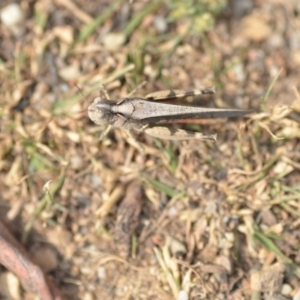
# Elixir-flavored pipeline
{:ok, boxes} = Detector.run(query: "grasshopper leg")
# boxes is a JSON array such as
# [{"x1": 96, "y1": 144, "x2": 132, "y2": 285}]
[
  {"x1": 144, "y1": 87, "x2": 216, "y2": 101},
  {"x1": 116, "y1": 81, "x2": 147, "y2": 105},
  {"x1": 125, "y1": 130, "x2": 145, "y2": 153},
  {"x1": 127, "y1": 81, "x2": 147, "y2": 97},
  {"x1": 99, "y1": 84, "x2": 110, "y2": 100},
  {"x1": 99, "y1": 125, "x2": 112, "y2": 140},
  {"x1": 144, "y1": 126, "x2": 217, "y2": 142}
]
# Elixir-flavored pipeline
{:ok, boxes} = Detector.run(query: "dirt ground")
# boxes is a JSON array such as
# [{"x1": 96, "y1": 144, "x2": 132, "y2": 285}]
[{"x1": 1, "y1": 0, "x2": 300, "y2": 299}]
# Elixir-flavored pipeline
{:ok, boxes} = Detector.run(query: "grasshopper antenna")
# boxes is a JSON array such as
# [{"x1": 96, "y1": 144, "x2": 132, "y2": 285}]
[
  {"x1": 74, "y1": 84, "x2": 93, "y2": 119},
  {"x1": 75, "y1": 84, "x2": 88, "y2": 106}
]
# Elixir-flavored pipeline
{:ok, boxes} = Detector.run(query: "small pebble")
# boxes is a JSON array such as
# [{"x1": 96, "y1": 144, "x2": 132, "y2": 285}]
[
  {"x1": 178, "y1": 290, "x2": 188, "y2": 300},
  {"x1": 0, "y1": 272, "x2": 21, "y2": 300},
  {"x1": 0, "y1": 3, "x2": 23, "y2": 27},
  {"x1": 281, "y1": 283, "x2": 292, "y2": 296},
  {"x1": 169, "y1": 237, "x2": 187, "y2": 256},
  {"x1": 70, "y1": 155, "x2": 84, "y2": 170},
  {"x1": 293, "y1": 288, "x2": 300, "y2": 300},
  {"x1": 0, "y1": 3, "x2": 24, "y2": 35},
  {"x1": 97, "y1": 267, "x2": 106, "y2": 279},
  {"x1": 102, "y1": 33, "x2": 126, "y2": 50},
  {"x1": 32, "y1": 246, "x2": 58, "y2": 272},
  {"x1": 153, "y1": 15, "x2": 167, "y2": 34}
]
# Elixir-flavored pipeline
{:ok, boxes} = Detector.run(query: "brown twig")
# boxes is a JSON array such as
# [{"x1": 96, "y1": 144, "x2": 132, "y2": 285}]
[{"x1": 0, "y1": 221, "x2": 63, "y2": 300}]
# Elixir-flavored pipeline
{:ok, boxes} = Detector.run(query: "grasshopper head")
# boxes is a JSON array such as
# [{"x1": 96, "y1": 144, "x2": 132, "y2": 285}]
[{"x1": 88, "y1": 97, "x2": 113, "y2": 125}]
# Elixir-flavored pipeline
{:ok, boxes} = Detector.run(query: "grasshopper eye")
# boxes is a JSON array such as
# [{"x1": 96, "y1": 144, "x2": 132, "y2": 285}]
[{"x1": 88, "y1": 97, "x2": 106, "y2": 125}]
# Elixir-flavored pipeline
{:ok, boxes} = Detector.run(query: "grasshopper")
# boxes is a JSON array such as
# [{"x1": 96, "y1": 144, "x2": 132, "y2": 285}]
[{"x1": 88, "y1": 87, "x2": 249, "y2": 151}]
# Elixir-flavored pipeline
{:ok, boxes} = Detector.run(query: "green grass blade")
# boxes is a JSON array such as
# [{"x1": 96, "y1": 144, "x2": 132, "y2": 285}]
[
  {"x1": 146, "y1": 178, "x2": 179, "y2": 198},
  {"x1": 260, "y1": 68, "x2": 282, "y2": 111},
  {"x1": 78, "y1": 0, "x2": 123, "y2": 43},
  {"x1": 122, "y1": 1, "x2": 161, "y2": 38}
]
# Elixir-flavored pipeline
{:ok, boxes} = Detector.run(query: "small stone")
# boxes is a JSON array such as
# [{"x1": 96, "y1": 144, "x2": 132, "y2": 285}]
[
  {"x1": 32, "y1": 246, "x2": 58, "y2": 272},
  {"x1": 281, "y1": 283, "x2": 292, "y2": 296},
  {"x1": 83, "y1": 292, "x2": 94, "y2": 300},
  {"x1": 0, "y1": 272, "x2": 21, "y2": 300},
  {"x1": 97, "y1": 267, "x2": 106, "y2": 279},
  {"x1": 70, "y1": 155, "x2": 84, "y2": 170},
  {"x1": 268, "y1": 33, "x2": 284, "y2": 49},
  {"x1": 169, "y1": 237, "x2": 187, "y2": 257},
  {"x1": 293, "y1": 288, "x2": 300, "y2": 300},
  {"x1": 250, "y1": 263, "x2": 285, "y2": 293},
  {"x1": 231, "y1": 0, "x2": 253, "y2": 18},
  {"x1": 273, "y1": 161, "x2": 294, "y2": 175},
  {"x1": 102, "y1": 33, "x2": 126, "y2": 50},
  {"x1": 53, "y1": 25, "x2": 74, "y2": 44},
  {"x1": 0, "y1": 3, "x2": 23, "y2": 28},
  {"x1": 239, "y1": 13, "x2": 271, "y2": 42},
  {"x1": 177, "y1": 290, "x2": 188, "y2": 300},
  {"x1": 59, "y1": 62, "x2": 81, "y2": 81},
  {"x1": 215, "y1": 256, "x2": 232, "y2": 274},
  {"x1": 292, "y1": 51, "x2": 300, "y2": 67},
  {"x1": 153, "y1": 15, "x2": 167, "y2": 34}
]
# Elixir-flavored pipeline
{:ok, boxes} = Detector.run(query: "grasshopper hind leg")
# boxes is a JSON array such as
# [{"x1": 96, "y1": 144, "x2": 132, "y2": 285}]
[{"x1": 144, "y1": 126, "x2": 217, "y2": 142}]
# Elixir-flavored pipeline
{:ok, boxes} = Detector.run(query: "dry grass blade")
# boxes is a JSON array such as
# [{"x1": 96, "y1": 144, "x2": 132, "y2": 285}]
[{"x1": 23, "y1": 173, "x2": 66, "y2": 243}]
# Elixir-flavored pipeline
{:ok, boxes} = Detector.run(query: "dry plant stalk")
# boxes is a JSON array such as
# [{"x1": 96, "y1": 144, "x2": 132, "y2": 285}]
[{"x1": 114, "y1": 180, "x2": 143, "y2": 258}]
